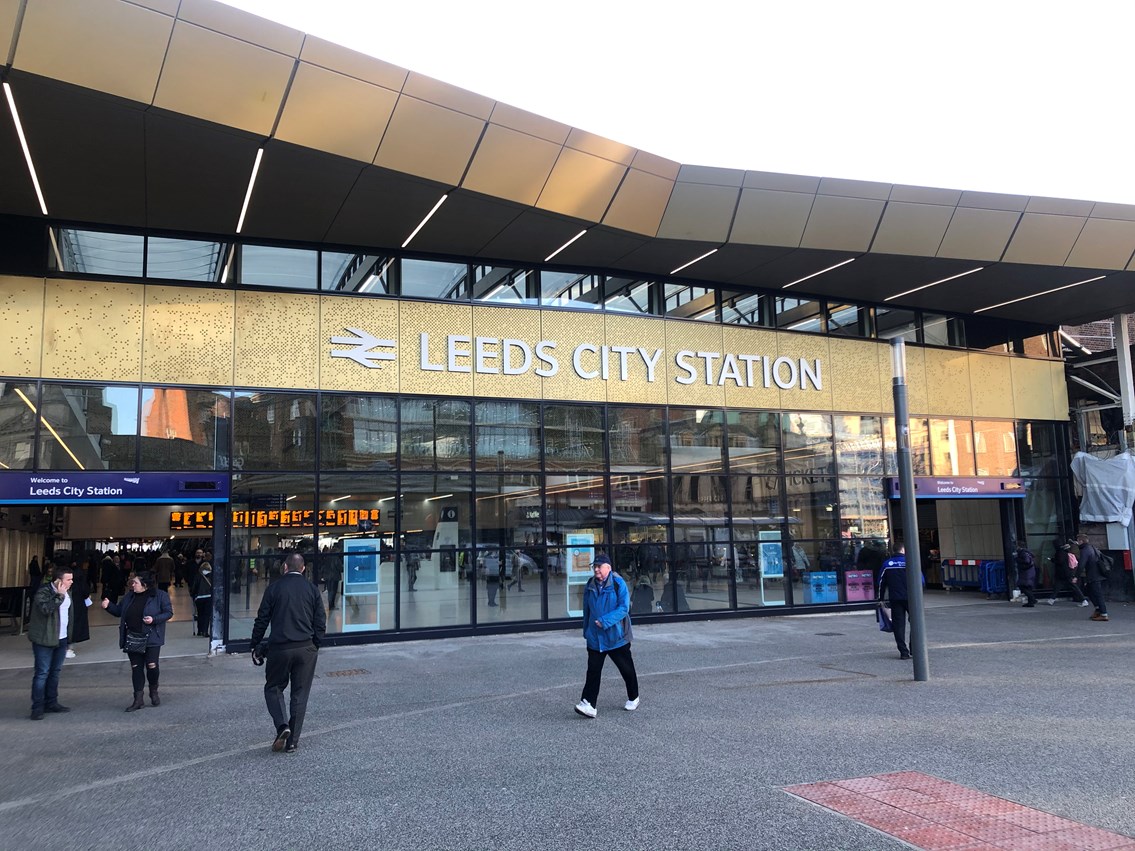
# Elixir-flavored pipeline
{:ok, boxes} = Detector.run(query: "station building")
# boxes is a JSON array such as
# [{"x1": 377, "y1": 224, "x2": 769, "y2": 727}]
[{"x1": 2, "y1": 0, "x2": 1133, "y2": 649}]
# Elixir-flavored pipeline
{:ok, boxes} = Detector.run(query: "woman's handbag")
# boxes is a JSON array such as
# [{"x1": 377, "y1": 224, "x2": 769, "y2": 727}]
[
  {"x1": 124, "y1": 629, "x2": 150, "y2": 654},
  {"x1": 876, "y1": 603, "x2": 893, "y2": 633}
]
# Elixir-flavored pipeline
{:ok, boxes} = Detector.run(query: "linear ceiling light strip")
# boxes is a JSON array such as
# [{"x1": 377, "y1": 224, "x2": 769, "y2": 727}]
[
  {"x1": 402, "y1": 195, "x2": 448, "y2": 249},
  {"x1": 883, "y1": 267, "x2": 984, "y2": 302},
  {"x1": 671, "y1": 248, "x2": 718, "y2": 276},
  {"x1": 974, "y1": 275, "x2": 1108, "y2": 314},
  {"x1": 545, "y1": 229, "x2": 588, "y2": 262},
  {"x1": 235, "y1": 147, "x2": 264, "y2": 234},
  {"x1": 781, "y1": 257, "x2": 856, "y2": 289},
  {"x1": 3, "y1": 82, "x2": 48, "y2": 215},
  {"x1": 14, "y1": 388, "x2": 85, "y2": 470}
]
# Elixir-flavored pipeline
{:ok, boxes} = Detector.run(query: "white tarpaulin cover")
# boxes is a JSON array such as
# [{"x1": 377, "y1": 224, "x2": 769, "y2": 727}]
[{"x1": 1071, "y1": 451, "x2": 1135, "y2": 526}]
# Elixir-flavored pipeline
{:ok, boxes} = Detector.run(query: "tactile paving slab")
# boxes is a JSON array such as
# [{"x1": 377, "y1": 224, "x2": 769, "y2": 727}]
[{"x1": 785, "y1": 771, "x2": 1135, "y2": 850}]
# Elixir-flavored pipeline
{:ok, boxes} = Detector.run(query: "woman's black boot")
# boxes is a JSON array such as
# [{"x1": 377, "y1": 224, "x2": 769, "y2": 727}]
[{"x1": 126, "y1": 691, "x2": 145, "y2": 712}]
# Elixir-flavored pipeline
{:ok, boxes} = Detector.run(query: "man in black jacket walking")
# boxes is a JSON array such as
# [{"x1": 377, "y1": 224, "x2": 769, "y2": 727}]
[{"x1": 250, "y1": 552, "x2": 326, "y2": 753}]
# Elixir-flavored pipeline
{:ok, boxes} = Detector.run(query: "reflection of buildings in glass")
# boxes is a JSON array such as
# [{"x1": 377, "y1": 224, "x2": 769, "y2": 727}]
[
  {"x1": 39, "y1": 386, "x2": 116, "y2": 469},
  {"x1": 233, "y1": 393, "x2": 315, "y2": 468},
  {"x1": 0, "y1": 385, "x2": 37, "y2": 467},
  {"x1": 142, "y1": 389, "x2": 231, "y2": 468}
]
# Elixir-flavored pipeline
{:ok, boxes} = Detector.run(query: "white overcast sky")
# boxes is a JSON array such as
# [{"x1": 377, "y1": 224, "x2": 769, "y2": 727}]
[{"x1": 223, "y1": 0, "x2": 1135, "y2": 205}]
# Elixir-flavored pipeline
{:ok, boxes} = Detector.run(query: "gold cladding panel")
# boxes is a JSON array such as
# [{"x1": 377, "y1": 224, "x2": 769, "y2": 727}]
[
  {"x1": 234, "y1": 292, "x2": 319, "y2": 389},
  {"x1": 14, "y1": 0, "x2": 173, "y2": 104},
  {"x1": 1050, "y1": 361, "x2": 1069, "y2": 418},
  {"x1": 870, "y1": 203, "x2": 954, "y2": 257},
  {"x1": 0, "y1": 1, "x2": 19, "y2": 59},
  {"x1": 655, "y1": 182, "x2": 737, "y2": 242},
  {"x1": 776, "y1": 334, "x2": 832, "y2": 412},
  {"x1": 603, "y1": 168, "x2": 673, "y2": 237},
  {"x1": 461, "y1": 124, "x2": 561, "y2": 207},
  {"x1": 729, "y1": 189, "x2": 811, "y2": 247},
  {"x1": 154, "y1": 22, "x2": 294, "y2": 136},
  {"x1": 1066, "y1": 217, "x2": 1135, "y2": 270},
  {"x1": 0, "y1": 276, "x2": 45, "y2": 377},
  {"x1": 663, "y1": 321, "x2": 726, "y2": 408},
  {"x1": 298, "y1": 35, "x2": 408, "y2": 91},
  {"x1": 142, "y1": 286, "x2": 234, "y2": 386},
  {"x1": 937, "y1": 207, "x2": 1019, "y2": 261},
  {"x1": 967, "y1": 353, "x2": 1016, "y2": 419},
  {"x1": 319, "y1": 296, "x2": 399, "y2": 394},
  {"x1": 42, "y1": 280, "x2": 142, "y2": 382},
  {"x1": 885, "y1": 346, "x2": 928, "y2": 415},
  {"x1": 373, "y1": 96, "x2": 484, "y2": 185},
  {"x1": 399, "y1": 301, "x2": 473, "y2": 397},
  {"x1": 1002, "y1": 213, "x2": 1085, "y2": 266},
  {"x1": 921, "y1": 347, "x2": 972, "y2": 416},
  {"x1": 829, "y1": 337, "x2": 885, "y2": 414},
  {"x1": 1010, "y1": 358, "x2": 1057, "y2": 421},
  {"x1": 275, "y1": 63, "x2": 397, "y2": 164},
  {"x1": 539, "y1": 311, "x2": 607, "y2": 404},
  {"x1": 176, "y1": 0, "x2": 303, "y2": 56},
  {"x1": 799, "y1": 196, "x2": 885, "y2": 252},
  {"x1": 721, "y1": 326, "x2": 780, "y2": 410},
  {"x1": 604, "y1": 314, "x2": 668, "y2": 407},
  {"x1": 536, "y1": 148, "x2": 626, "y2": 223},
  {"x1": 470, "y1": 306, "x2": 543, "y2": 400}
]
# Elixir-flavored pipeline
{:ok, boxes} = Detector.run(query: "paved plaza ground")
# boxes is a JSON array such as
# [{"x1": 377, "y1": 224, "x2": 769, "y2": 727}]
[{"x1": 1, "y1": 591, "x2": 1132, "y2": 850}]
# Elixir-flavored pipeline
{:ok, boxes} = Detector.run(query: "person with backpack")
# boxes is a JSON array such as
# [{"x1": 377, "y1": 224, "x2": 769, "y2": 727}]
[
  {"x1": 1014, "y1": 541, "x2": 1038, "y2": 607},
  {"x1": 1076, "y1": 534, "x2": 1110, "y2": 622},
  {"x1": 574, "y1": 553, "x2": 640, "y2": 718},
  {"x1": 1049, "y1": 540, "x2": 1088, "y2": 606}
]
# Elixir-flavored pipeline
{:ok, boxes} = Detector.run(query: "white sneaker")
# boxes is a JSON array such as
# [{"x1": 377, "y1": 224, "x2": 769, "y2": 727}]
[
  {"x1": 574, "y1": 699, "x2": 597, "y2": 718},
  {"x1": 65, "y1": 648, "x2": 76, "y2": 658},
  {"x1": 1044, "y1": 598, "x2": 1056, "y2": 605},
  {"x1": 1081, "y1": 600, "x2": 1091, "y2": 607},
  {"x1": 624, "y1": 697, "x2": 640, "y2": 711}
]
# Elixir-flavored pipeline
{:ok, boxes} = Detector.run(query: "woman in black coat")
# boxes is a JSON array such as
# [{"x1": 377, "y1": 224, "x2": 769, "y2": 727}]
[
  {"x1": 67, "y1": 557, "x2": 92, "y2": 656},
  {"x1": 102, "y1": 569, "x2": 174, "y2": 711}
]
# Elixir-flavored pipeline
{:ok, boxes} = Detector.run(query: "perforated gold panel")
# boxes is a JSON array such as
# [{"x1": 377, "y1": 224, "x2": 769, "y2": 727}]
[
  {"x1": 42, "y1": 279, "x2": 142, "y2": 381},
  {"x1": 234, "y1": 291, "x2": 319, "y2": 389},
  {"x1": 968, "y1": 353, "x2": 1016, "y2": 419},
  {"x1": 0, "y1": 276, "x2": 45, "y2": 378},
  {"x1": 921, "y1": 347, "x2": 972, "y2": 416},
  {"x1": 776, "y1": 334, "x2": 832, "y2": 412},
  {"x1": 1010, "y1": 357, "x2": 1058, "y2": 421},
  {"x1": 830, "y1": 337, "x2": 885, "y2": 414},
  {"x1": 662, "y1": 320, "x2": 726, "y2": 408},
  {"x1": 604, "y1": 314, "x2": 668, "y2": 406},
  {"x1": 538, "y1": 311, "x2": 607, "y2": 403},
  {"x1": 319, "y1": 296, "x2": 399, "y2": 393},
  {"x1": 470, "y1": 306, "x2": 543, "y2": 400},
  {"x1": 142, "y1": 285, "x2": 234, "y2": 386},
  {"x1": 721, "y1": 326, "x2": 780, "y2": 411},
  {"x1": 399, "y1": 301, "x2": 473, "y2": 397},
  {"x1": 1050, "y1": 361, "x2": 1069, "y2": 418}
]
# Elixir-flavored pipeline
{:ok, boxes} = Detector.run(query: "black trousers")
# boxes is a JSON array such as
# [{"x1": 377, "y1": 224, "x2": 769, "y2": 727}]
[
  {"x1": 264, "y1": 642, "x2": 319, "y2": 743},
  {"x1": 128, "y1": 645, "x2": 161, "y2": 692},
  {"x1": 581, "y1": 644, "x2": 638, "y2": 706},
  {"x1": 890, "y1": 601, "x2": 910, "y2": 655}
]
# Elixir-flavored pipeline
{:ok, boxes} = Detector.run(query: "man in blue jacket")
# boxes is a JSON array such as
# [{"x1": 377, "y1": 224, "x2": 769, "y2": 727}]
[
  {"x1": 575, "y1": 553, "x2": 640, "y2": 718},
  {"x1": 877, "y1": 544, "x2": 913, "y2": 660}
]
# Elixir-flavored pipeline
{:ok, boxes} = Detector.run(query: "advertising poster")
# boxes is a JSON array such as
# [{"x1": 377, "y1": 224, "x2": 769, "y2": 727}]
[{"x1": 565, "y1": 533, "x2": 595, "y2": 618}]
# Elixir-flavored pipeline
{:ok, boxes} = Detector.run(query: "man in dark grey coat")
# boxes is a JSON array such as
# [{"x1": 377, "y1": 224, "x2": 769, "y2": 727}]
[{"x1": 250, "y1": 552, "x2": 326, "y2": 753}]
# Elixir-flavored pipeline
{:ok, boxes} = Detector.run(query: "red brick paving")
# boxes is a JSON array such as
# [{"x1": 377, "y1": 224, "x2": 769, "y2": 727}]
[{"x1": 784, "y1": 771, "x2": 1135, "y2": 850}]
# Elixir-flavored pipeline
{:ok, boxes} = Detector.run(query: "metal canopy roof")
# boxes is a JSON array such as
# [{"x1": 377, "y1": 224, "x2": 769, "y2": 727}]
[{"x1": 3, "y1": 0, "x2": 1135, "y2": 326}]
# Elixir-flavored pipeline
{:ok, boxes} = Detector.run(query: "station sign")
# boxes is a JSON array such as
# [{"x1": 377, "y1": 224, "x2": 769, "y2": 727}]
[
  {"x1": 884, "y1": 476, "x2": 1026, "y2": 499},
  {"x1": 0, "y1": 472, "x2": 229, "y2": 504}
]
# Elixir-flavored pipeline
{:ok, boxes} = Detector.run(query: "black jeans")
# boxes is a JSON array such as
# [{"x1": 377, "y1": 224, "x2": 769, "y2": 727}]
[
  {"x1": 128, "y1": 645, "x2": 161, "y2": 692},
  {"x1": 890, "y1": 601, "x2": 910, "y2": 655},
  {"x1": 264, "y1": 642, "x2": 319, "y2": 743},
  {"x1": 1086, "y1": 579, "x2": 1108, "y2": 615},
  {"x1": 581, "y1": 644, "x2": 639, "y2": 706}
]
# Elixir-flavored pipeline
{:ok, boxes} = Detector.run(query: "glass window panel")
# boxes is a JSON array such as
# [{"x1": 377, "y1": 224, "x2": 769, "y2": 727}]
[
  {"x1": 827, "y1": 304, "x2": 873, "y2": 338},
  {"x1": 973, "y1": 420, "x2": 1017, "y2": 476},
  {"x1": 883, "y1": 417, "x2": 930, "y2": 476},
  {"x1": 540, "y1": 270, "x2": 602, "y2": 310},
  {"x1": 320, "y1": 394, "x2": 397, "y2": 470},
  {"x1": 227, "y1": 474, "x2": 317, "y2": 640},
  {"x1": 232, "y1": 391, "x2": 317, "y2": 471},
  {"x1": 610, "y1": 469, "x2": 669, "y2": 563},
  {"x1": 472, "y1": 265, "x2": 536, "y2": 305},
  {"x1": 669, "y1": 408, "x2": 726, "y2": 477},
  {"x1": 544, "y1": 404, "x2": 605, "y2": 472},
  {"x1": 475, "y1": 401, "x2": 540, "y2": 472},
  {"x1": 922, "y1": 314, "x2": 966, "y2": 347},
  {"x1": 834, "y1": 415, "x2": 883, "y2": 475},
  {"x1": 782, "y1": 413, "x2": 834, "y2": 477},
  {"x1": 608, "y1": 406, "x2": 666, "y2": 473},
  {"x1": 1018, "y1": 333, "x2": 1054, "y2": 358},
  {"x1": 400, "y1": 399, "x2": 471, "y2": 471},
  {"x1": 721, "y1": 291, "x2": 771, "y2": 327},
  {"x1": 239, "y1": 244, "x2": 318, "y2": 289},
  {"x1": 1017, "y1": 421, "x2": 1059, "y2": 477},
  {"x1": 776, "y1": 297, "x2": 824, "y2": 333},
  {"x1": 785, "y1": 475, "x2": 839, "y2": 540},
  {"x1": 876, "y1": 307, "x2": 919, "y2": 343},
  {"x1": 929, "y1": 418, "x2": 976, "y2": 476},
  {"x1": 0, "y1": 382, "x2": 38, "y2": 469},
  {"x1": 37, "y1": 384, "x2": 137, "y2": 470},
  {"x1": 321, "y1": 253, "x2": 393, "y2": 295},
  {"x1": 401, "y1": 258, "x2": 468, "y2": 300},
  {"x1": 731, "y1": 477, "x2": 788, "y2": 609},
  {"x1": 146, "y1": 236, "x2": 227, "y2": 282},
  {"x1": 671, "y1": 524, "x2": 731, "y2": 611},
  {"x1": 838, "y1": 477, "x2": 889, "y2": 539},
  {"x1": 51, "y1": 228, "x2": 143, "y2": 277},
  {"x1": 140, "y1": 387, "x2": 231, "y2": 471},
  {"x1": 603, "y1": 277, "x2": 658, "y2": 315},
  {"x1": 474, "y1": 472, "x2": 542, "y2": 622},
  {"x1": 664, "y1": 284, "x2": 715, "y2": 320},
  {"x1": 727, "y1": 411, "x2": 781, "y2": 475}
]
